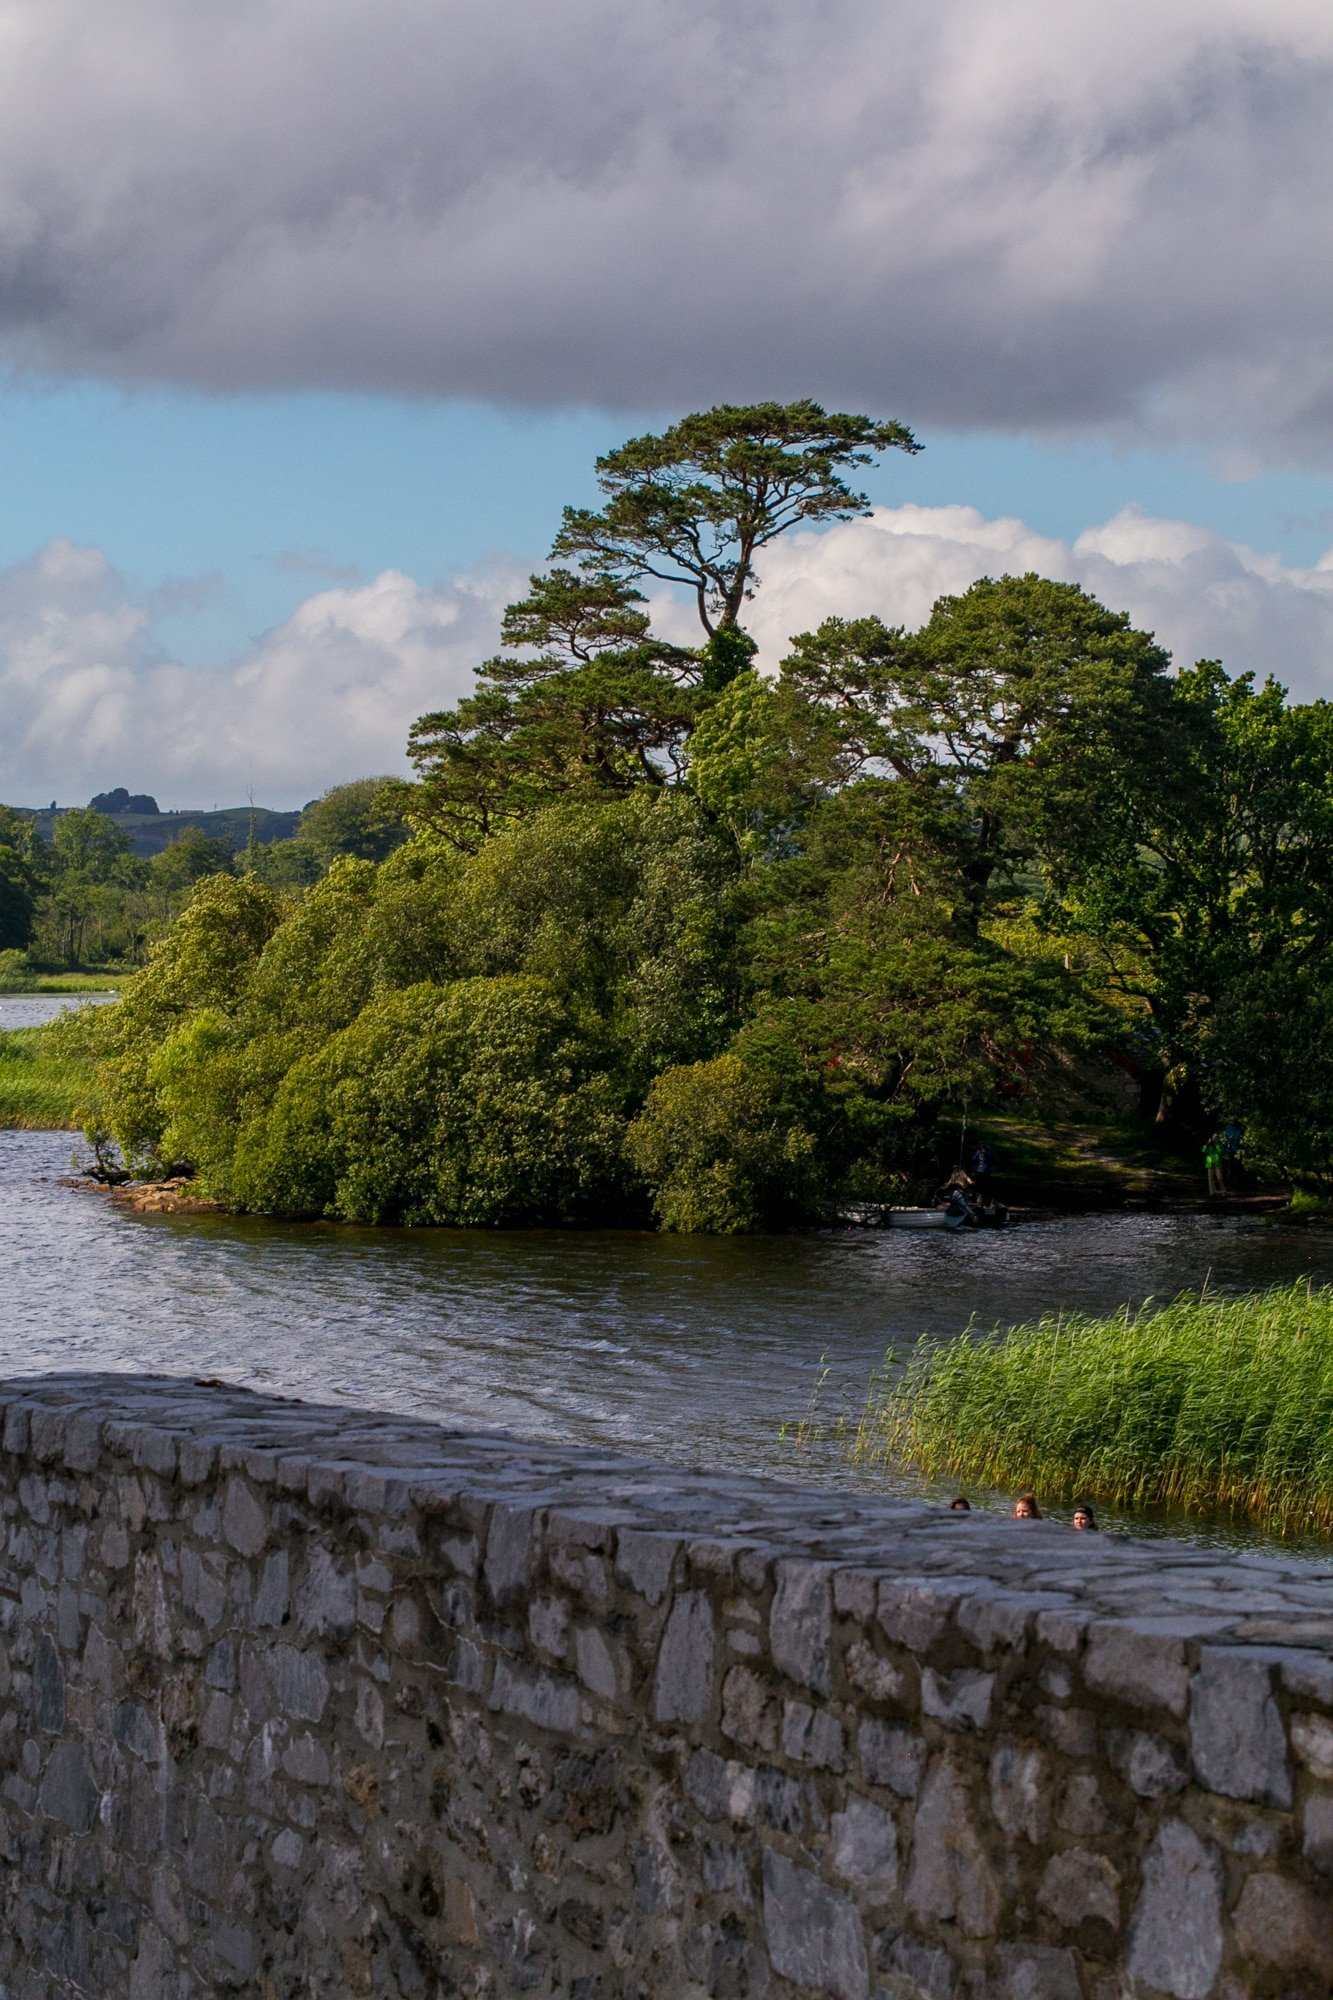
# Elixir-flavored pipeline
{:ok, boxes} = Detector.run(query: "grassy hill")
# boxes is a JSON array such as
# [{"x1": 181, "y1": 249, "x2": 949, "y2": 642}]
[{"x1": 19, "y1": 804, "x2": 301, "y2": 857}]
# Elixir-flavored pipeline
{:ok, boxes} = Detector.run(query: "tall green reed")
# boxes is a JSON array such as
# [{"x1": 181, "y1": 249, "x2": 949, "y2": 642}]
[
  {"x1": 0, "y1": 1026, "x2": 94, "y2": 1129},
  {"x1": 857, "y1": 1282, "x2": 1333, "y2": 1535}
]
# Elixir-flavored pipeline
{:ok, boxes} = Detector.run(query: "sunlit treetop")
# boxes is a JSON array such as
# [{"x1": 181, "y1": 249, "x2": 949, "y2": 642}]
[{"x1": 551, "y1": 400, "x2": 921, "y2": 639}]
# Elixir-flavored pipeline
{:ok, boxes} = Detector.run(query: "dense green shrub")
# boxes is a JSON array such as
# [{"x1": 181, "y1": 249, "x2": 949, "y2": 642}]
[
  {"x1": 626, "y1": 1054, "x2": 819, "y2": 1233},
  {"x1": 226, "y1": 978, "x2": 624, "y2": 1224}
]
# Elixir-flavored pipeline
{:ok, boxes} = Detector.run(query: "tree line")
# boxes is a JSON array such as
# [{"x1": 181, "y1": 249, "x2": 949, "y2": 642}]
[
  {"x1": 0, "y1": 780, "x2": 405, "y2": 974},
  {"x1": 53, "y1": 401, "x2": 1333, "y2": 1227}
]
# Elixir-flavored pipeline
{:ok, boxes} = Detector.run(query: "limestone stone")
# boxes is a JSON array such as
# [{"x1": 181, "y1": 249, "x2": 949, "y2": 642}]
[
  {"x1": 294, "y1": 1545, "x2": 356, "y2": 1639},
  {"x1": 1034, "y1": 1701, "x2": 1097, "y2": 1758},
  {"x1": 904, "y1": 1756, "x2": 1000, "y2": 1939},
  {"x1": 483, "y1": 1503, "x2": 533, "y2": 1604},
  {"x1": 781, "y1": 1698, "x2": 846, "y2": 1770},
  {"x1": 1056, "y1": 1770, "x2": 1109, "y2": 1838},
  {"x1": 32, "y1": 1632, "x2": 63, "y2": 1733},
  {"x1": 1233, "y1": 1870, "x2": 1333, "y2": 1979},
  {"x1": 221, "y1": 1475, "x2": 268, "y2": 1557},
  {"x1": 685, "y1": 1748, "x2": 730, "y2": 1821},
  {"x1": 877, "y1": 1577, "x2": 959, "y2": 1651},
  {"x1": 529, "y1": 1593, "x2": 570, "y2": 1658},
  {"x1": 575, "y1": 1623, "x2": 621, "y2": 1700},
  {"x1": 1303, "y1": 1789, "x2": 1333, "y2": 1871},
  {"x1": 1037, "y1": 1847, "x2": 1120, "y2": 1930},
  {"x1": 253, "y1": 1548, "x2": 290, "y2": 1627},
  {"x1": 614, "y1": 1527, "x2": 677, "y2": 1605},
  {"x1": 489, "y1": 1658, "x2": 581, "y2": 1732},
  {"x1": 858, "y1": 1719, "x2": 926, "y2": 1799},
  {"x1": 769, "y1": 1558, "x2": 832, "y2": 1694},
  {"x1": 1189, "y1": 1647, "x2": 1291, "y2": 1805},
  {"x1": 830, "y1": 1796, "x2": 898, "y2": 1893},
  {"x1": 1125, "y1": 1819, "x2": 1223, "y2": 2000},
  {"x1": 1106, "y1": 1726, "x2": 1188, "y2": 1798},
  {"x1": 1084, "y1": 1619, "x2": 1191, "y2": 1717},
  {"x1": 37, "y1": 1740, "x2": 99, "y2": 1831},
  {"x1": 845, "y1": 1638, "x2": 904, "y2": 1705},
  {"x1": 653, "y1": 1589, "x2": 714, "y2": 1723},
  {"x1": 721, "y1": 1662, "x2": 777, "y2": 1751},
  {"x1": 267, "y1": 1643, "x2": 330, "y2": 1723},
  {"x1": 762, "y1": 1847, "x2": 868, "y2": 2000},
  {"x1": 988, "y1": 1942, "x2": 1082, "y2": 2000},
  {"x1": 1290, "y1": 1709, "x2": 1333, "y2": 1779},
  {"x1": 920, "y1": 1665, "x2": 994, "y2": 1730},
  {"x1": 988, "y1": 1744, "x2": 1048, "y2": 1844}
]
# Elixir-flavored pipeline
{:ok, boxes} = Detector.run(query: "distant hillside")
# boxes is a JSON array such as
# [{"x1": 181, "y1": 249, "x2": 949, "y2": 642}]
[{"x1": 18, "y1": 803, "x2": 303, "y2": 857}]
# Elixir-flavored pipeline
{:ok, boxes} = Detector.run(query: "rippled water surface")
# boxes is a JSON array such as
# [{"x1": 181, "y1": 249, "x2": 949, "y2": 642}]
[
  {"x1": 5, "y1": 1126, "x2": 1332, "y2": 1551},
  {"x1": 0, "y1": 993, "x2": 117, "y2": 1029}
]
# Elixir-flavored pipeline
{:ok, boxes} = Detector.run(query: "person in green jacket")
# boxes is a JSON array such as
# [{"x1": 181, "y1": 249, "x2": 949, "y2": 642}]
[{"x1": 1204, "y1": 1132, "x2": 1225, "y2": 1197}]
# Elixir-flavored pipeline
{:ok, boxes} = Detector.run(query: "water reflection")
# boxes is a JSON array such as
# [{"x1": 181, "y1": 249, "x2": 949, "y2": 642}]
[{"x1": 5, "y1": 1128, "x2": 1330, "y2": 1554}]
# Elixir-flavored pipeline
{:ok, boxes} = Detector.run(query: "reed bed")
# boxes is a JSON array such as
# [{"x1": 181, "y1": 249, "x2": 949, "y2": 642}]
[
  {"x1": 856, "y1": 1283, "x2": 1333, "y2": 1535},
  {"x1": 0, "y1": 1026, "x2": 94, "y2": 1129}
]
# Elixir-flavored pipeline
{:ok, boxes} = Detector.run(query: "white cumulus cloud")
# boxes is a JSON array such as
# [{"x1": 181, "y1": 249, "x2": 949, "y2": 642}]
[
  {"x1": 743, "y1": 505, "x2": 1333, "y2": 697},
  {"x1": 4, "y1": 506, "x2": 1333, "y2": 810},
  {"x1": 0, "y1": 543, "x2": 520, "y2": 808}
]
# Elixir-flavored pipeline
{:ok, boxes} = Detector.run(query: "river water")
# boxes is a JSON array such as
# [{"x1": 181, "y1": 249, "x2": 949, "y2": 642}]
[{"x1": 5, "y1": 1026, "x2": 1333, "y2": 1552}]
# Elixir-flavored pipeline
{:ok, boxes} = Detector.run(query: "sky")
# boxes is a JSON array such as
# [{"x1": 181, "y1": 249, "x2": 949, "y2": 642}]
[{"x1": 2, "y1": 0, "x2": 1333, "y2": 808}]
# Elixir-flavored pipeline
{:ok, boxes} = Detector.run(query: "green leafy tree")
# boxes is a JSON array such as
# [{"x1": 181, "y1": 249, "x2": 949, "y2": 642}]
[
  {"x1": 773, "y1": 577, "x2": 1179, "y2": 904},
  {"x1": 146, "y1": 827, "x2": 234, "y2": 928},
  {"x1": 222, "y1": 977, "x2": 625, "y2": 1223},
  {"x1": 1206, "y1": 966, "x2": 1333, "y2": 1183},
  {"x1": 1060, "y1": 665, "x2": 1333, "y2": 1119},
  {"x1": 239, "y1": 837, "x2": 324, "y2": 890},
  {"x1": 405, "y1": 404, "x2": 921, "y2": 840},
  {"x1": 298, "y1": 778, "x2": 406, "y2": 864},
  {"x1": 627, "y1": 1052, "x2": 819, "y2": 1232},
  {"x1": 553, "y1": 401, "x2": 920, "y2": 644},
  {"x1": 0, "y1": 806, "x2": 39, "y2": 951},
  {"x1": 38, "y1": 809, "x2": 143, "y2": 965},
  {"x1": 406, "y1": 571, "x2": 700, "y2": 848},
  {"x1": 96, "y1": 874, "x2": 284, "y2": 1166}
]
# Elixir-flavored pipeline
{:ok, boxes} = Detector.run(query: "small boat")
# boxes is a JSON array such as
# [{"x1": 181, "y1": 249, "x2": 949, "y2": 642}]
[{"x1": 885, "y1": 1206, "x2": 960, "y2": 1230}]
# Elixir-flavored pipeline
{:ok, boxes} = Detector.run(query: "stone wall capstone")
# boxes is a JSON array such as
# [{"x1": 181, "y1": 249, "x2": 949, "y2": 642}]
[{"x1": 0, "y1": 1373, "x2": 1332, "y2": 1996}]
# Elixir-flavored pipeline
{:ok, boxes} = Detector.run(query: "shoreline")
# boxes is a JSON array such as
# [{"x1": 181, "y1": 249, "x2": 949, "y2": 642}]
[{"x1": 50, "y1": 1160, "x2": 1299, "y2": 1231}]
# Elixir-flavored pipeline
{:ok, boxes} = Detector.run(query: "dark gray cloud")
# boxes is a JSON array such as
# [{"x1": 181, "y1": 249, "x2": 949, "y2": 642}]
[{"x1": 0, "y1": 2, "x2": 1330, "y2": 458}]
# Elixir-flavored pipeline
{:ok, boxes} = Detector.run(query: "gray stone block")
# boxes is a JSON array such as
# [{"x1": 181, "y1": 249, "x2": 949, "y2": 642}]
[
  {"x1": 762, "y1": 1847, "x2": 868, "y2": 2000},
  {"x1": 221, "y1": 1476, "x2": 267, "y2": 1558},
  {"x1": 1106, "y1": 1726, "x2": 1188, "y2": 1798},
  {"x1": 859, "y1": 1720, "x2": 926, "y2": 1799},
  {"x1": 37, "y1": 1740, "x2": 98, "y2": 1832},
  {"x1": 987, "y1": 1942, "x2": 1082, "y2": 2000},
  {"x1": 904, "y1": 1757, "x2": 999, "y2": 1940},
  {"x1": 831, "y1": 1796, "x2": 898, "y2": 1894},
  {"x1": 920, "y1": 1666, "x2": 993, "y2": 1731},
  {"x1": 770, "y1": 1558, "x2": 832, "y2": 1694},
  {"x1": 266, "y1": 1643, "x2": 329, "y2": 1723},
  {"x1": 1189, "y1": 1647, "x2": 1291, "y2": 1805},
  {"x1": 1126, "y1": 1819, "x2": 1223, "y2": 2000},
  {"x1": 653, "y1": 1588, "x2": 714, "y2": 1723}
]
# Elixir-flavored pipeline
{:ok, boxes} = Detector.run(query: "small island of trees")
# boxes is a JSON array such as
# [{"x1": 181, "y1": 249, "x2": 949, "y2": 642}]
[{"x1": 26, "y1": 400, "x2": 1333, "y2": 1230}]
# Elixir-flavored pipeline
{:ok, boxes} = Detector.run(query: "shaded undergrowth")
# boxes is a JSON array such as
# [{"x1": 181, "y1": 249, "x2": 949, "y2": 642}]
[{"x1": 856, "y1": 1282, "x2": 1333, "y2": 1536}]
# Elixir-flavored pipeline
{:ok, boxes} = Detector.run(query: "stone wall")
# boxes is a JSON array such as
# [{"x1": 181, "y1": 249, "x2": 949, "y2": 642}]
[{"x1": 1, "y1": 1377, "x2": 1333, "y2": 1998}]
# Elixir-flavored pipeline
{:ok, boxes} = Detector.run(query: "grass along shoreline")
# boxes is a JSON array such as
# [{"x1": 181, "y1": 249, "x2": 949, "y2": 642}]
[
  {"x1": 0, "y1": 969, "x2": 130, "y2": 995},
  {"x1": 0, "y1": 1024, "x2": 96, "y2": 1129},
  {"x1": 857, "y1": 1282, "x2": 1333, "y2": 1536}
]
